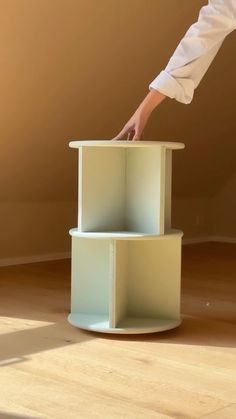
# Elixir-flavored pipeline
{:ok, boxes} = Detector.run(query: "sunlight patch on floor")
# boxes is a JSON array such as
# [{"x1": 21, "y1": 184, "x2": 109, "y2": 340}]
[{"x1": 0, "y1": 316, "x2": 54, "y2": 335}]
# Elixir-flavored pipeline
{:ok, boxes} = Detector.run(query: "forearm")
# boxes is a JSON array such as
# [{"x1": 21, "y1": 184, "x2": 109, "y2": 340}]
[{"x1": 137, "y1": 89, "x2": 166, "y2": 115}]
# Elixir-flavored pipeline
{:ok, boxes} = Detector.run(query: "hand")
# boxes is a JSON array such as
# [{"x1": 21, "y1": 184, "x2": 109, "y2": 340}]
[
  {"x1": 111, "y1": 108, "x2": 149, "y2": 142},
  {"x1": 111, "y1": 89, "x2": 166, "y2": 141}
]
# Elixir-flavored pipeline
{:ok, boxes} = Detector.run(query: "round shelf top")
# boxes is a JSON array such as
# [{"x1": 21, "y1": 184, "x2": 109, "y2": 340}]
[{"x1": 69, "y1": 140, "x2": 185, "y2": 150}]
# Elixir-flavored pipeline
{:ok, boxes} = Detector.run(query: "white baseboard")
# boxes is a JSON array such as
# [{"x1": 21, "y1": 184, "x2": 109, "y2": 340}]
[
  {"x1": 210, "y1": 236, "x2": 236, "y2": 244},
  {"x1": 183, "y1": 235, "x2": 236, "y2": 245},
  {"x1": 183, "y1": 236, "x2": 212, "y2": 245},
  {"x1": 0, "y1": 236, "x2": 235, "y2": 267},
  {"x1": 0, "y1": 252, "x2": 71, "y2": 267}
]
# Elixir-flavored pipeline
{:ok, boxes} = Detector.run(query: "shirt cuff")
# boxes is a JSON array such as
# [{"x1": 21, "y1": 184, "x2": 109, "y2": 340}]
[{"x1": 149, "y1": 70, "x2": 194, "y2": 104}]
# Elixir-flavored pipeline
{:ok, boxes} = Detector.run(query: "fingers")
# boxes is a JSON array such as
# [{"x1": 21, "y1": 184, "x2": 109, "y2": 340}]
[
  {"x1": 127, "y1": 130, "x2": 135, "y2": 141},
  {"x1": 132, "y1": 133, "x2": 141, "y2": 141},
  {"x1": 111, "y1": 129, "x2": 142, "y2": 142},
  {"x1": 111, "y1": 123, "x2": 144, "y2": 142},
  {"x1": 131, "y1": 127, "x2": 143, "y2": 141},
  {"x1": 127, "y1": 127, "x2": 142, "y2": 141},
  {"x1": 111, "y1": 125, "x2": 130, "y2": 141}
]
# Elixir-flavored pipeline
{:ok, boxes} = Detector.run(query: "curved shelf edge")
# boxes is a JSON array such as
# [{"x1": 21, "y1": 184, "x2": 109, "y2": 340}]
[
  {"x1": 69, "y1": 228, "x2": 184, "y2": 240},
  {"x1": 68, "y1": 313, "x2": 182, "y2": 335},
  {"x1": 69, "y1": 140, "x2": 185, "y2": 150}
]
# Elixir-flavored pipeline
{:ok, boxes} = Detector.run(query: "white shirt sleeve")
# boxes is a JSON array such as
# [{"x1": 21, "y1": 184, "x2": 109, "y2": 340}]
[{"x1": 149, "y1": 0, "x2": 236, "y2": 104}]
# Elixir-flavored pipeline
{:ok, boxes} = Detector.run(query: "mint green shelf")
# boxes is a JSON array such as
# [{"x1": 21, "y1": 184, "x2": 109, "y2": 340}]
[{"x1": 68, "y1": 140, "x2": 185, "y2": 334}]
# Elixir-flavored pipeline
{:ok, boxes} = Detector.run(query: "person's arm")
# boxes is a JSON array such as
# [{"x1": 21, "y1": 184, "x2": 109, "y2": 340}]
[
  {"x1": 112, "y1": 0, "x2": 236, "y2": 141},
  {"x1": 149, "y1": 0, "x2": 236, "y2": 104},
  {"x1": 111, "y1": 89, "x2": 166, "y2": 142}
]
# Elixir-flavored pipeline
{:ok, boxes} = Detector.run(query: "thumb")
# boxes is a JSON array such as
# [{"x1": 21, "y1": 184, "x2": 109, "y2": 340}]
[
  {"x1": 132, "y1": 128, "x2": 142, "y2": 141},
  {"x1": 111, "y1": 125, "x2": 130, "y2": 141}
]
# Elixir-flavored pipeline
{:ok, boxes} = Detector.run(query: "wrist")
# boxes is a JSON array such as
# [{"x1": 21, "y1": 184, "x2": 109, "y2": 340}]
[{"x1": 140, "y1": 89, "x2": 166, "y2": 113}]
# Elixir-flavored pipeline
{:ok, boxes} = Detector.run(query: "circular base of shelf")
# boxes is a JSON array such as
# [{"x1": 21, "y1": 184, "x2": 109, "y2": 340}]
[{"x1": 68, "y1": 313, "x2": 181, "y2": 335}]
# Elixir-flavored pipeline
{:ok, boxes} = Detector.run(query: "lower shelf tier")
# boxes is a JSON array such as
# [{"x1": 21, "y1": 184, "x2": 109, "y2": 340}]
[{"x1": 68, "y1": 313, "x2": 181, "y2": 334}]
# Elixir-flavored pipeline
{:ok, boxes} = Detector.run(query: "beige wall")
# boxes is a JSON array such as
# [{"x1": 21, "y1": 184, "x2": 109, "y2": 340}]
[
  {"x1": 208, "y1": 173, "x2": 236, "y2": 238},
  {"x1": 173, "y1": 197, "x2": 211, "y2": 239},
  {"x1": 0, "y1": 201, "x2": 77, "y2": 259},
  {"x1": 0, "y1": 0, "x2": 235, "y2": 260}
]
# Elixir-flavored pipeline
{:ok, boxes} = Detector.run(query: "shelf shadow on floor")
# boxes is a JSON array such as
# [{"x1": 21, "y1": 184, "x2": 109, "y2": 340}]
[
  {"x1": 0, "y1": 413, "x2": 38, "y2": 419},
  {"x1": 0, "y1": 260, "x2": 94, "y2": 366},
  {"x1": 87, "y1": 315, "x2": 236, "y2": 348}
]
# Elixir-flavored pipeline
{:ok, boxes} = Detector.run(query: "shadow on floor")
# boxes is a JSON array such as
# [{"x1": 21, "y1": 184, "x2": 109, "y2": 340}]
[{"x1": 0, "y1": 413, "x2": 38, "y2": 419}]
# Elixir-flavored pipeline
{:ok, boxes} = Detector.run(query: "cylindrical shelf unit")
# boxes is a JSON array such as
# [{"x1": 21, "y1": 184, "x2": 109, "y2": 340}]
[{"x1": 68, "y1": 140, "x2": 185, "y2": 334}]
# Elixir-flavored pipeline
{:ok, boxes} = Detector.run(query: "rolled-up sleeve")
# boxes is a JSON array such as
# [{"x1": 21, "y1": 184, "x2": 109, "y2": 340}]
[{"x1": 149, "y1": 0, "x2": 236, "y2": 104}]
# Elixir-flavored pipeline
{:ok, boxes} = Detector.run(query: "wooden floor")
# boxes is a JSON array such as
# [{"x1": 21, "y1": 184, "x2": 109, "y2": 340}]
[{"x1": 0, "y1": 242, "x2": 235, "y2": 419}]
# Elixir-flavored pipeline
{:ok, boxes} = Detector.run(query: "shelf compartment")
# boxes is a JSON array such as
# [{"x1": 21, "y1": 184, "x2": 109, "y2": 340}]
[
  {"x1": 111, "y1": 235, "x2": 182, "y2": 328},
  {"x1": 70, "y1": 233, "x2": 182, "y2": 333},
  {"x1": 77, "y1": 145, "x2": 174, "y2": 235},
  {"x1": 70, "y1": 238, "x2": 110, "y2": 317}
]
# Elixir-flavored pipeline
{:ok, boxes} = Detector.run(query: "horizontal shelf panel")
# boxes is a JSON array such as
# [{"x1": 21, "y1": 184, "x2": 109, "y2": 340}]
[
  {"x1": 69, "y1": 228, "x2": 183, "y2": 240},
  {"x1": 116, "y1": 317, "x2": 181, "y2": 333},
  {"x1": 68, "y1": 313, "x2": 181, "y2": 334},
  {"x1": 69, "y1": 140, "x2": 185, "y2": 150}
]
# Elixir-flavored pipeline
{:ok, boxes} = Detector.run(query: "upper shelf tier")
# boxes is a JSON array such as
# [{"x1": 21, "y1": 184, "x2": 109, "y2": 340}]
[{"x1": 69, "y1": 140, "x2": 185, "y2": 150}]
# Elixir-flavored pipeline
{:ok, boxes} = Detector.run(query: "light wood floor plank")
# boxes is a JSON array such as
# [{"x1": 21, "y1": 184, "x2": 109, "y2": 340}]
[{"x1": 0, "y1": 242, "x2": 235, "y2": 418}]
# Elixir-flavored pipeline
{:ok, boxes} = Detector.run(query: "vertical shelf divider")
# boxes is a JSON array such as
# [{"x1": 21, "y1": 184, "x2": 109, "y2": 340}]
[
  {"x1": 109, "y1": 239, "x2": 116, "y2": 328},
  {"x1": 78, "y1": 146, "x2": 83, "y2": 231},
  {"x1": 159, "y1": 146, "x2": 167, "y2": 235},
  {"x1": 164, "y1": 149, "x2": 172, "y2": 231}
]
